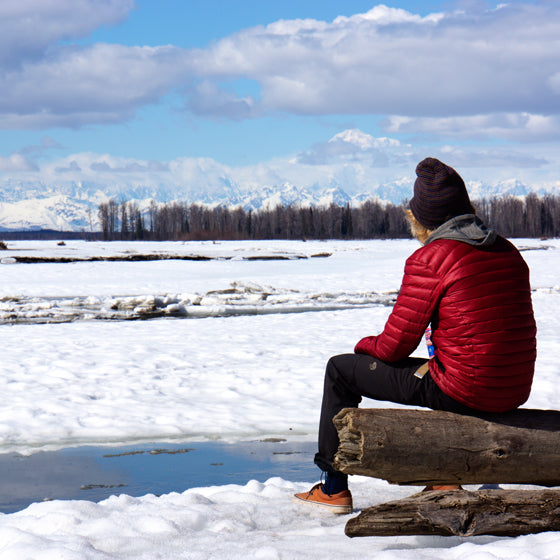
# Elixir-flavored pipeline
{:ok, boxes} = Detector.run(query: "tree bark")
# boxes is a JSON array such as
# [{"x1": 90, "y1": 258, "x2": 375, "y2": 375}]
[
  {"x1": 345, "y1": 489, "x2": 560, "y2": 537},
  {"x1": 333, "y1": 408, "x2": 560, "y2": 486}
]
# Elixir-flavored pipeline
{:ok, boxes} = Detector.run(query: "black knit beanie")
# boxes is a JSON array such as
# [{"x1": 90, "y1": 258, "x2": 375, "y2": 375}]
[{"x1": 409, "y1": 158, "x2": 474, "y2": 229}]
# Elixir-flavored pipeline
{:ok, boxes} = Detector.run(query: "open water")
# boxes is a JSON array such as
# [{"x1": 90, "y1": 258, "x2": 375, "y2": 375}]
[{"x1": 0, "y1": 440, "x2": 318, "y2": 514}]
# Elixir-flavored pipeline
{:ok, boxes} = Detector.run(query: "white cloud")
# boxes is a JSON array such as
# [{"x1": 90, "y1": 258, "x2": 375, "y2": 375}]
[
  {"x1": 432, "y1": 145, "x2": 548, "y2": 169},
  {"x1": 384, "y1": 113, "x2": 560, "y2": 142},
  {"x1": 55, "y1": 160, "x2": 82, "y2": 173},
  {"x1": 185, "y1": 81, "x2": 261, "y2": 120},
  {"x1": 0, "y1": 0, "x2": 134, "y2": 66},
  {"x1": 0, "y1": 1, "x2": 192, "y2": 128},
  {"x1": 0, "y1": 153, "x2": 37, "y2": 172},
  {"x1": 18, "y1": 136, "x2": 63, "y2": 155},
  {"x1": 0, "y1": 1, "x2": 559, "y2": 140},
  {"x1": 3, "y1": 126, "x2": 553, "y2": 202},
  {"x1": 0, "y1": 44, "x2": 192, "y2": 128},
  {"x1": 48, "y1": 154, "x2": 169, "y2": 178},
  {"x1": 188, "y1": 3, "x2": 560, "y2": 129},
  {"x1": 89, "y1": 159, "x2": 168, "y2": 173},
  {"x1": 548, "y1": 72, "x2": 560, "y2": 94},
  {"x1": 332, "y1": 4, "x2": 443, "y2": 25}
]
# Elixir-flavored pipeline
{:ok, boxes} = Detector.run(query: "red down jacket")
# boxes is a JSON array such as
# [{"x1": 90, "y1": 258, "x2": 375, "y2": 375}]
[{"x1": 354, "y1": 234, "x2": 537, "y2": 412}]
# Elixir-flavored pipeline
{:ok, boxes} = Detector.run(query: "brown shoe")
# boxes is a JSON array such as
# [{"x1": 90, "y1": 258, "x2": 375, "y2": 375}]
[
  {"x1": 423, "y1": 484, "x2": 462, "y2": 491},
  {"x1": 293, "y1": 483, "x2": 353, "y2": 514}
]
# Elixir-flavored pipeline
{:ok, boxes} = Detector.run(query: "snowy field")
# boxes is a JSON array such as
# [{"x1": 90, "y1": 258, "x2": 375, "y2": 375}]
[{"x1": 1, "y1": 238, "x2": 559, "y2": 559}]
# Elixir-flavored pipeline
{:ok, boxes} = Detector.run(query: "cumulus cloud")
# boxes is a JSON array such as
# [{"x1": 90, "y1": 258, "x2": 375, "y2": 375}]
[
  {"x1": 55, "y1": 160, "x2": 82, "y2": 173},
  {"x1": 0, "y1": 0, "x2": 134, "y2": 67},
  {"x1": 2, "y1": 124, "x2": 558, "y2": 201},
  {"x1": 0, "y1": 43, "x2": 191, "y2": 128},
  {"x1": 186, "y1": 2, "x2": 560, "y2": 135},
  {"x1": 89, "y1": 159, "x2": 168, "y2": 173},
  {"x1": 0, "y1": 153, "x2": 38, "y2": 172},
  {"x1": 0, "y1": 0, "x2": 193, "y2": 129},
  {"x1": 18, "y1": 136, "x2": 63, "y2": 155},
  {"x1": 435, "y1": 145, "x2": 548, "y2": 169},
  {"x1": 45, "y1": 154, "x2": 170, "y2": 183},
  {"x1": 384, "y1": 113, "x2": 560, "y2": 142},
  {"x1": 185, "y1": 81, "x2": 261, "y2": 120},
  {"x1": 547, "y1": 71, "x2": 560, "y2": 94},
  {"x1": 1, "y1": 1, "x2": 560, "y2": 142}
]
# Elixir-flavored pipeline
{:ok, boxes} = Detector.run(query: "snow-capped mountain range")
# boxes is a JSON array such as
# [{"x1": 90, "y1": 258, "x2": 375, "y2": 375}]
[{"x1": 0, "y1": 177, "x2": 548, "y2": 232}]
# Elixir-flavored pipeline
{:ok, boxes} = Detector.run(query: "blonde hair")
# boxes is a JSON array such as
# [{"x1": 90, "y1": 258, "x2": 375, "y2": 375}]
[{"x1": 405, "y1": 210, "x2": 434, "y2": 245}]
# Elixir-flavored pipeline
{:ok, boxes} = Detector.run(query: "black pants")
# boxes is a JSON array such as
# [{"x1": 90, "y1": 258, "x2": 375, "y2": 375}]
[{"x1": 314, "y1": 353, "x2": 477, "y2": 474}]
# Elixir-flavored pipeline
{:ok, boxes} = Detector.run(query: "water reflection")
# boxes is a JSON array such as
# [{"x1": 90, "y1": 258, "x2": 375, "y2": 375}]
[{"x1": 0, "y1": 440, "x2": 318, "y2": 513}]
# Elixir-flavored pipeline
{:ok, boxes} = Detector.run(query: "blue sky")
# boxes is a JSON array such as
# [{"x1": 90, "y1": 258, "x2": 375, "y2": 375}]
[
  {"x1": 0, "y1": 0, "x2": 558, "y2": 199},
  {"x1": 88, "y1": 1, "x2": 450, "y2": 48}
]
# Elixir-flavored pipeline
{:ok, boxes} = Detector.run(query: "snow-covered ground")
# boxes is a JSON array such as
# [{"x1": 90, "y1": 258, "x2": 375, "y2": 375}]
[{"x1": 0, "y1": 238, "x2": 559, "y2": 559}]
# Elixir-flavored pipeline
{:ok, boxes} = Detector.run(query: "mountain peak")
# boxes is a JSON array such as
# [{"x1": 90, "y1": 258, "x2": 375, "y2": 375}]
[
  {"x1": 329, "y1": 129, "x2": 400, "y2": 149},
  {"x1": 0, "y1": 177, "x2": 537, "y2": 232}
]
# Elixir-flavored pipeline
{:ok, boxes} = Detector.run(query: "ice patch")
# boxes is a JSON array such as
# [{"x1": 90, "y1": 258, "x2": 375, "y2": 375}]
[{"x1": 0, "y1": 281, "x2": 397, "y2": 324}]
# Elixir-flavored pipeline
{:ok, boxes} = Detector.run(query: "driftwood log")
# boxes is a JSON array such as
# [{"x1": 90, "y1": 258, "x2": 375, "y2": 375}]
[
  {"x1": 333, "y1": 408, "x2": 560, "y2": 537},
  {"x1": 345, "y1": 488, "x2": 560, "y2": 537},
  {"x1": 333, "y1": 408, "x2": 560, "y2": 486}
]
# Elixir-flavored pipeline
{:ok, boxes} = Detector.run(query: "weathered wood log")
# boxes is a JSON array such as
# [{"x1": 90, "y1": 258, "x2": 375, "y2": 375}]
[
  {"x1": 333, "y1": 408, "x2": 560, "y2": 486},
  {"x1": 345, "y1": 489, "x2": 560, "y2": 537}
]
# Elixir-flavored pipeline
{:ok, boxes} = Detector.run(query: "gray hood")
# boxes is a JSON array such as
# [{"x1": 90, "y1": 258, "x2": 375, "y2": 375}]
[{"x1": 424, "y1": 214, "x2": 497, "y2": 247}]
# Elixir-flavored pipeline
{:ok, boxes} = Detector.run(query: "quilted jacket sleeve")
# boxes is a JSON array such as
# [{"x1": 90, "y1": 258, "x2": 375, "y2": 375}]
[{"x1": 354, "y1": 250, "x2": 442, "y2": 362}]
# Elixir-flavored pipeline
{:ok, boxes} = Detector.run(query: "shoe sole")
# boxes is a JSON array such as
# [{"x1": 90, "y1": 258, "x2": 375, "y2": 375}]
[{"x1": 292, "y1": 494, "x2": 353, "y2": 514}]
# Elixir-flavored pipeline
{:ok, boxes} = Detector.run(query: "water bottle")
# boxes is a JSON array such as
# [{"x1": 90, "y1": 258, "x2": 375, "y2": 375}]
[{"x1": 425, "y1": 326, "x2": 435, "y2": 358}]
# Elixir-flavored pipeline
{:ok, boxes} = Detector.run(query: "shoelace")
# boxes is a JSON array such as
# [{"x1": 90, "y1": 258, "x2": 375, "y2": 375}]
[{"x1": 306, "y1": 482, "x2": 323, "y2": 497}]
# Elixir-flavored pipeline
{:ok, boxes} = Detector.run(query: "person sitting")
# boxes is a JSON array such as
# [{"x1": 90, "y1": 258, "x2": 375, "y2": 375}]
[{"x1": 294, "y1": 157, "x2": 537, "y2": 514}]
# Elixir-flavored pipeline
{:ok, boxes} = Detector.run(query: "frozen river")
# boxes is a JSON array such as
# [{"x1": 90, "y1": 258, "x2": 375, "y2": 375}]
[{"x1": 0, "y1": 238, "x2": 558, "y2": 559}]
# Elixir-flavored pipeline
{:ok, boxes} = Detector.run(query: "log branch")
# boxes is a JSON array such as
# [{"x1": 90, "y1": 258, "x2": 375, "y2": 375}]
[{"x1": 345, "y1": 489, "x2": 560, "y2": 537}]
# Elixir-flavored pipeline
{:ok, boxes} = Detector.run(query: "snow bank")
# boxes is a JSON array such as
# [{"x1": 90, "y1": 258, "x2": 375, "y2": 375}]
[
  {"x1": 0, "y1": 238, "x2": 559, "y2": 559},
  {"x1": 3, "y1": 477, "x2": 560, "y2": 560}
]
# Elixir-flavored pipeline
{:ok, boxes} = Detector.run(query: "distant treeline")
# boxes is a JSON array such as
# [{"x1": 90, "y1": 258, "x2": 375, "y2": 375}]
[
  {"x1": 97, "y1": 193, "x2": 560, "y2": 241},
  {"x1": 476, "y1": 193, "x2": 560, "y2": 239},
  {"x1": 98, "y1": 199, "x2": 409, "y2": 241}
]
